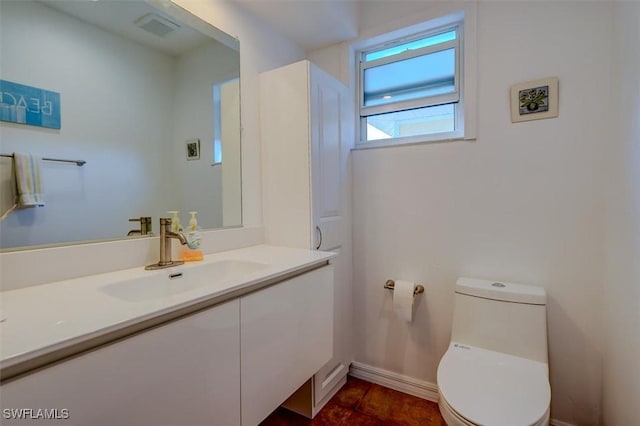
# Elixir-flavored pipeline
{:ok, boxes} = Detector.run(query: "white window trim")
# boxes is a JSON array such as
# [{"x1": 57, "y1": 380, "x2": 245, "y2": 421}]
[{"x1": 352, "y1": 2, "x2": 477, "y2": 149}]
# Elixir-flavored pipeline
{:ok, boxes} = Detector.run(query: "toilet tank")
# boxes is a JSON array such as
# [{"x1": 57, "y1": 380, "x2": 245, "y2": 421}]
[{"x1": 451, "y1": 277, "x2": 548, "y2": 364}]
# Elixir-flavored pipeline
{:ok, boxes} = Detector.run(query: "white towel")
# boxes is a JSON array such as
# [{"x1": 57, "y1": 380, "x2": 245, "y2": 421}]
[{"x1": 13, "y1": 152, "x2": 45, "y2": 207}]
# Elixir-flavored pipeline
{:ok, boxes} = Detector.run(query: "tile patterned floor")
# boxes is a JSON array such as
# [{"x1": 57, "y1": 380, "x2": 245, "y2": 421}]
[{"x1": 260, "y1": 376, "x2": 445, "y2": 426}]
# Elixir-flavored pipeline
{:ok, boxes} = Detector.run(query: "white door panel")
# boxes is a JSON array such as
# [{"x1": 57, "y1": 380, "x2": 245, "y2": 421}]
[
  {"x1": 318, "y1": 88, "x2": 341, "y2": 218},
  {"x1": 310, "y1": 64, "x2": 352, "y2": 404}
]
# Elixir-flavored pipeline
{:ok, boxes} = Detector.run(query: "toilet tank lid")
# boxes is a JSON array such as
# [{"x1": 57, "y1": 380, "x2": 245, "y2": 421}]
[{"x1": 456, "y1": 277, "x2": 546, "y2": 305}]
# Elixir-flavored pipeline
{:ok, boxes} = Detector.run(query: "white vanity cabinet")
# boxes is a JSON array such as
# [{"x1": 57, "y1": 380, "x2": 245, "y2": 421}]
[
  {"x1": 0, "y1": 263, "x2": 334, "y2": 426},
  {"x1": 241, "y1": 265, "x2": 334, "y2": 426},
  {"x1": 0, "y1": 300, "x2": 241, "y2": 426},
  {"x1": 260, "y1": 60, "x2": 353, "y2": 415}
]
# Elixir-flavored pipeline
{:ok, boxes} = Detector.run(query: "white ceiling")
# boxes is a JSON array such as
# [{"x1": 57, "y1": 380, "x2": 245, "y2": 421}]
[
  {"x1": 42, "y1": 0, "x2": 212, "y2": 56},
  {"x1": 233, "y1": 0, "x2": 361, "y2": 51}
]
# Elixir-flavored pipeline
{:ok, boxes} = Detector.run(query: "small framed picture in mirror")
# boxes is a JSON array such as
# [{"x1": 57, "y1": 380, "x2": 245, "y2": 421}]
[{"x1": 185, "y1": 139, "x2": 200, "y2": 160}]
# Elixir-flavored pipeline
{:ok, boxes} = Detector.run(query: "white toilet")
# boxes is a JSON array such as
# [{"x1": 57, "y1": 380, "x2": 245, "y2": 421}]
[{"x1": 437, "y1": 277, "x2": 551, "y2": 426}]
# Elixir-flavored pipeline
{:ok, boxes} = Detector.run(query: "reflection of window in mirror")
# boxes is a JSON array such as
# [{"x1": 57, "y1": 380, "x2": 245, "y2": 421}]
[
  {"x1": 212, "y1": 78, "x2": 240, "y2": 166},
  {"x1": 212, "y1": 83, "x2": 223, "y2": 165}
]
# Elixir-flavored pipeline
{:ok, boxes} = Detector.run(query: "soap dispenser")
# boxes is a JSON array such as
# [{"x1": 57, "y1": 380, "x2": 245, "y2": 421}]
[
  {"x1": 188, "y1": 211, "x2": 198, "y2": 232},
  {"x1": 167, "y1": 211, "x2": 181, "y2": 233},
  {"x1": 181, "y1": 211, "x2": 203, "y2": 261}
]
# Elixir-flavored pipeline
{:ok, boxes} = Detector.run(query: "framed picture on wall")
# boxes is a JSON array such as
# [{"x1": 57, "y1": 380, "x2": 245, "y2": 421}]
[
  {"x1": 510, "y1": 77, "x2": 559, "y2": 123},
  {"x1": 185, "y1": 139, "x2": 200, "y2": 160}
]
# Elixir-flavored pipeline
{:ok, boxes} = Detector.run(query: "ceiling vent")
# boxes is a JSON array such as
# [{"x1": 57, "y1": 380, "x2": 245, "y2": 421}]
[{"x1": 135, "y1": 13, "x2": 180, "y2": 37}]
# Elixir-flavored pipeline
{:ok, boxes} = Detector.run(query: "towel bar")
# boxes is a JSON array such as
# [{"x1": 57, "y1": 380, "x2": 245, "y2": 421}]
[{"x1": 1, "y1": 153, "x2": 86, "y2": 166}]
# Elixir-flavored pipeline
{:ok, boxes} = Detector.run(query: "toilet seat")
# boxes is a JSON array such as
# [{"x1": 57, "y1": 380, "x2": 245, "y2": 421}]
[{"x1": 437, "y1": 343, "x2": 551, "y2": 426}]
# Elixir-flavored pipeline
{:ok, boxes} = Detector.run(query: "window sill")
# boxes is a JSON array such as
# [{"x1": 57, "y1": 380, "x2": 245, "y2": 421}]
[{"x1": 352, "y1": 131, "x2": 474, "y2": 150}]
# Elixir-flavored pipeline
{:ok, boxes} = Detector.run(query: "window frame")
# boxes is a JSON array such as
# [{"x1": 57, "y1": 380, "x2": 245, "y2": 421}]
[
  {"x1": 359, "y1": 26, "x2": 461, "y2": 117},
  {"x1": 353, "y1": 7, "x2": 476, "y2": 149}
]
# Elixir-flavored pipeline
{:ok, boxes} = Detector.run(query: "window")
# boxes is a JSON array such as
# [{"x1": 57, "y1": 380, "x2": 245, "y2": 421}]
[
  {"x1": 357, "y1": 13, "x2": 473, "y2": 147},
  {"x1": 212, "y1": 83, "x2": 223, "y2": 165}
]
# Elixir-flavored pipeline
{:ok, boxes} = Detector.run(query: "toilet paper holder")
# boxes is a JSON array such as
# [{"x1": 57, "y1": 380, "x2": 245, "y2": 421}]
[{"x1": 384, "y1": 279, "x2": 425, "y2": 296}]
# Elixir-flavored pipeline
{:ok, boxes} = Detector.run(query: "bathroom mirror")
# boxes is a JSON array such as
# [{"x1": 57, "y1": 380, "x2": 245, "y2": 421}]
[{"x1": 0, "y1": 0, "x2": 241, "y2": 250}]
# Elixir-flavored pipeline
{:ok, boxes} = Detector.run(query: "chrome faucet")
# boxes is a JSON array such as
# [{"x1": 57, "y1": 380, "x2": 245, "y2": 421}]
[{"x1": 145, "y1": 218, "x2": 188, "y2": 270}]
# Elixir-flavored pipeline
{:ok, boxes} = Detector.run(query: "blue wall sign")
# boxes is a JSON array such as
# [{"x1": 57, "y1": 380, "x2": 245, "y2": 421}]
[{"x1": 0, "y1": 80, "x2": 61, "y2": 129}]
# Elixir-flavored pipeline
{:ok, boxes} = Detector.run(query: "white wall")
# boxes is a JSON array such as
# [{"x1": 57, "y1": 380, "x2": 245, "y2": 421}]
[
  {"x1": 314, "y1": 2, "x2": 611, "y2": 424},
  {"x1": 602, "y1": 3, "x2": 640, "y2": 425},
  {"x1": 0, "y1": 1, "x2": 175, "y2": 247},
  {"x1": 171, "y1": 41, "x2": 239, "y2": 229}
]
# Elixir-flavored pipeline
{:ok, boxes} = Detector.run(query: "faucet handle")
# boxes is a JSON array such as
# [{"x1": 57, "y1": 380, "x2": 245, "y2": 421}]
[{"x1": 129, "y1": 216, "x2": 151, "y2": 222}]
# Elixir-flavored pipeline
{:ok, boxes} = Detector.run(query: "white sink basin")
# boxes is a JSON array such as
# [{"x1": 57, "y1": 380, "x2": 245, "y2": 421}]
[{"x1": 101, "y1": 260, "x2": 268, "y2": 302}]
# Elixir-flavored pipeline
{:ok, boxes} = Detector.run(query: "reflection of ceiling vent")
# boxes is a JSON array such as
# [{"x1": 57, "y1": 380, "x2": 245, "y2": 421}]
[{"x1": 135, "y1": 13, "x2": 180, "y2": 37}]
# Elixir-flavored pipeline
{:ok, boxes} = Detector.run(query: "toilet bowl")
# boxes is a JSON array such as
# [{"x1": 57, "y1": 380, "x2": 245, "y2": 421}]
[
  {"x1": 437, "y1": 277, "x2": 551, "y2": 426},
  {"x1": 438, "y1": 343, "x2": 550, "y2": 426}
]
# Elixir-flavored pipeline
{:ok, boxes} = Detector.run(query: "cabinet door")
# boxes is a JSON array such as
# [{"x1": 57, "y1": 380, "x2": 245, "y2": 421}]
[
  {"x1": 309, "y1": 64, "x2": 353, "y2": 404},
  {"x1": 0, "y1": 300, "x2": 241, "y2": 426},
  {"x1": 241, "y1": 266, "x2": 334, "y2": 426}
]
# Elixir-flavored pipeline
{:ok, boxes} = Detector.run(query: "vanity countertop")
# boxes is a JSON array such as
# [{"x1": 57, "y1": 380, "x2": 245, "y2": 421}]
[{"x1": 0, "y1": 245, "x2": 335, "y2": 381}]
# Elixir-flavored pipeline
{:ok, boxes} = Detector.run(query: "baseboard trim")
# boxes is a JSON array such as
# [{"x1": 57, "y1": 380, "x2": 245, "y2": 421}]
[
  {"x1": 349, "y1": 361, "x2": 575, "y2": 426},
  {"x1": 349, "y1": 361, "x2": 439, "y2": 403},
  {"x1": 549, "y1": 420, "x2": 575, "y2": 426}
]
